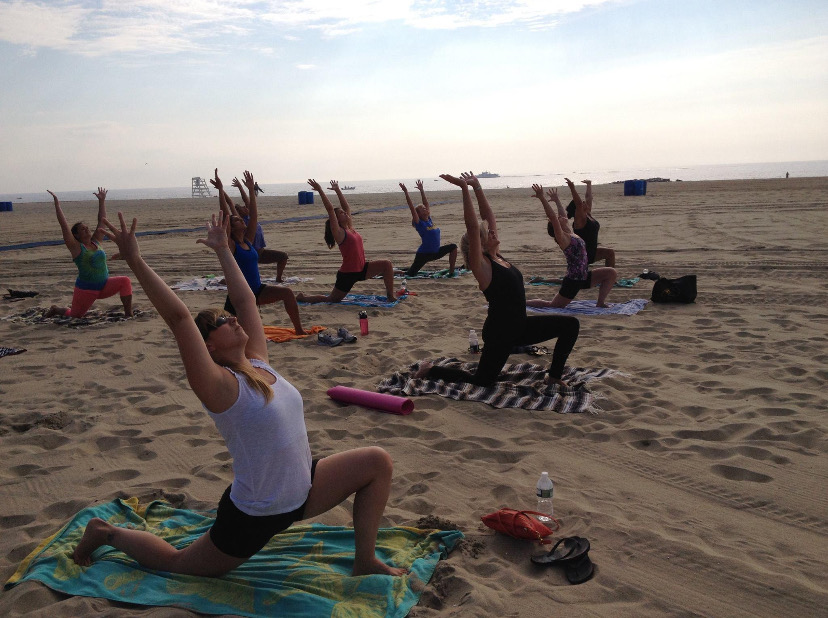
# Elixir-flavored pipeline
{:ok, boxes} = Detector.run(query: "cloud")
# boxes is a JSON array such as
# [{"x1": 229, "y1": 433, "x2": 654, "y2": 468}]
[{"x1": 0, "y1": 0, "x2": 618, "y2": 55}]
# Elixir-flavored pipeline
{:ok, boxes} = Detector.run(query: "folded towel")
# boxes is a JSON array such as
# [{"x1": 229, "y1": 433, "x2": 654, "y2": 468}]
[
  {"x1": 528, "y1": 276, "x2": 640, "y2": 288},
  {"x1": 299, "y1": 294, "x2": 405, "y2": 308},
  {"x1": 263, "y1": 324, "x2": 326, "y2": 343},
  {"x1": 526, "y1": 299, "x2": 649, "y2": 316},
  {"x1": 6, "y1": 497, "x2": 463, "y2": 618}
]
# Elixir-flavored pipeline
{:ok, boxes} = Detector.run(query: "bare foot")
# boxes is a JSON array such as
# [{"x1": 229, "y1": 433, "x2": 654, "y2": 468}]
[
  {"x1": 295, "y1": 328, "x2": 308, "y2": 336},
  {"x1": 72, "y1": 517, "x2": 113, "y2": 566},
  {"x1": 45, "y1": 305, "x2": 65, "y2": 318},
  {"x1": 414, "y1": 361, "x2": 433, "y2": 379},
  {"x1": 545, "y1": 375, "x2": 569, "y2": 389},
  {"x1": 596, "y1": 302, "x2": 610, "y2": 308},
  {"x1": 353, "y1": 556, "x2": 408, "y2": 577}
]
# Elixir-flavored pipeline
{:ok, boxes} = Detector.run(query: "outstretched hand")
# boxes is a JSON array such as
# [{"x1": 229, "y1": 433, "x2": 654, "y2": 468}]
[
  {"x1": 399, "y1": 182, "x2": 408, "y2": 192},
  {"x1": 47, "y1": 190, "x2": 59, "y2": 205},
  {"x1": 415, "y1": 179, "x2": 424, "y2": 191},
  {"x1": 546, "y1": 187, "x2": 560, "y2": 203},
  {"x1": 209, "y1": 168, "x2": 223, "y2": 191},
  {"x1": 307, "y1": 178, "x2": 322, "y2": 192},
  {"x1": 231, "y1": 177, "x2": 242, "y2": 190},
  {"x1": 581, "y1": 179, "x2": 592, "y2": 185},
  {"x1": 461, "y1": 171, "x2": 480, "y2": 190},
  {"x1": 564, "y1": 177, "x2": 575, "y2": 186},
  {"x1": 196, "y1": 212, "x2": 231, "y2": 252},
  {"x1": 531, "y1": 183, "x2": 545, "y2": 200},
  {"x1": 102, "y1": 212, "x2": 140, "y2": 262},
  {"x1": 243, "y1": 170, "x2": 255, "y2": 192},
  {"x1": 329, "y1": 180, "x2": 340, "y2": 191},
  {"x1": 94, "y1": 187, "x2": 107, "y2": 201},
  {"x1": 440, "y1": 173, "x2": 467, "y2": 188}
]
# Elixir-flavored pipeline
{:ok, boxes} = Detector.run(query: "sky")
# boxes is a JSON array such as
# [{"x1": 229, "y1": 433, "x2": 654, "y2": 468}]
[{"x1": 0, "y1": 0, "x2": 827, "y2": 193}]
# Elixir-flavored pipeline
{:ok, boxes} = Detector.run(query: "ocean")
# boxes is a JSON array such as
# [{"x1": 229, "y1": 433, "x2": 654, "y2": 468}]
[{"x1": 2, "y1": 160, "x2": 826, "y2": 204}]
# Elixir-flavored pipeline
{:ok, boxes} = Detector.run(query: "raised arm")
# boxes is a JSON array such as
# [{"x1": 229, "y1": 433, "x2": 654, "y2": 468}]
[
  {"x1": 565, "y1": 177, "x2": 588, "y2": 227},
  {"x1": 210, "y1": 169, "x2": 235, "y2": 249},
  {"x1": 545, "y1": 186, "x2": 567, "y2": 219},
  {"x1": 242, "y1": 170, "x2": 258, "y2": 245},
  {"x1": 441, "y1": 173, "x2": 491, "y2": 289},
  {"x1": 415, "y1": 179, "x2": 430, "y2": 210},
  {"x1": 309, "y1": 178, "x2": 345, "y2": 245},
  {"x1": 400, "y1": 183, "x2": 419, "y2": 224},
  {"x1": 102, "y1": 212, "x2": 239, "y2": 413},
  {"x1": 581, "y1": 179, "x2": 593, "y2": 215},
  {"x1": 231, "y1": 177, "x2": 250, "y2": 208},
  {"x1": 462, "y1": 171, "x2": 498, "y2": 240},
  {"x1": 48, "y1": 190, "x2": 81, "y2": 258},
  {"x1": 329, "y1": 180, "x2": 351, "y2": 215},
  {"x1": 92, "y1": 187, "x2": 108, "y2": 243},
  {"x1": 535, "y1": 185, "x2": 571, "y2": 251}
]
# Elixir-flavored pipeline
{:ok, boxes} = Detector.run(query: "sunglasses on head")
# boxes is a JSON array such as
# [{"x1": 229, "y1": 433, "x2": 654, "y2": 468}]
[{"x1": 201, "y1": 315, "x2": 230, "y2": 340}]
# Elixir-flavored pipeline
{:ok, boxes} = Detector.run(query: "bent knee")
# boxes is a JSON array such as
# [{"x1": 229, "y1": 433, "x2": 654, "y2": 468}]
[{"x1": 366, "y1": 446, "x2": 393, "y2": 473}]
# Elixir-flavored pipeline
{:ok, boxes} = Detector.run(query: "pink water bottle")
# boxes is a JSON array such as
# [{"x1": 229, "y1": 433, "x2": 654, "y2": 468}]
[{"x1": 359, "y1": 311, "x2": 369, "y2": 336}]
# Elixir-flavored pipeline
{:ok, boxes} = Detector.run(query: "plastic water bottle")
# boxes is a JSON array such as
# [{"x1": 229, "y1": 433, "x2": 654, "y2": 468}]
[
  {"x1": 359, "y1": 311, "x2": 369, "y2": 336},
  {"x1": 397, "y1": 280, "x2": 408, "y2": 297},
  {"x1": 468, "y1": 329, "x2": 480, "y2": 353},
  {"x1": 536, "y1": 472, "x2": 554, "y2": 522}
]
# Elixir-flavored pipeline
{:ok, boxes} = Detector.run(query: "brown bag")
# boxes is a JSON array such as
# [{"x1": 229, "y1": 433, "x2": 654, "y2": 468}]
[{"x1": 481, "y1": 508, "x2": 560, "y2": 543}]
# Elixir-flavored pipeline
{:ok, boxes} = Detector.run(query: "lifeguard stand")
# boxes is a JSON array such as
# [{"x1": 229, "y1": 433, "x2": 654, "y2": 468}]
[{"x1": 192, "y1": 177, "x2": 212, "y2": 198}]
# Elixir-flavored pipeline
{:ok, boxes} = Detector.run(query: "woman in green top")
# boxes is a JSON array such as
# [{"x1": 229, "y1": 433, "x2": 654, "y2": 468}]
[{"x1": 45, "y1": 188, "x2": 133, "y2": 318}]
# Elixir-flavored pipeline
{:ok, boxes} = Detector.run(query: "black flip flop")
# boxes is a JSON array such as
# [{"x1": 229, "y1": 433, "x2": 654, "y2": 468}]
[
  {"x1": 531, "y1": 536, "x2": 590, "y2": 565},
  {"x1": 565, "y1": 552, "x2": 595, "y2": 584}
]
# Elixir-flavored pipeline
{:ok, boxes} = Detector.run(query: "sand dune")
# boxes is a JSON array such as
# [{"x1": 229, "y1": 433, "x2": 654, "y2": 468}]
[{"x1": 0, "y1": 178, "x2": 826, "y2": 616}]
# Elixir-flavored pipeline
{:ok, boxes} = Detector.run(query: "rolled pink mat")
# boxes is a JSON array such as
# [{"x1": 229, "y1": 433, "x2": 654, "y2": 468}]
[{"x1": 326, "y1": 385, "x2": 414, "y2": 415}]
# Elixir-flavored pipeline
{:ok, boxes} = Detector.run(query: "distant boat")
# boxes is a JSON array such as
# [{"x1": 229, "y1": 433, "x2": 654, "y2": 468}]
[
  {"x1": 341, "y1": 185, "x2": 355, "y2": 191},
  {"x1": 477, "y1": 171, "x2": 500, "y2": 178}
]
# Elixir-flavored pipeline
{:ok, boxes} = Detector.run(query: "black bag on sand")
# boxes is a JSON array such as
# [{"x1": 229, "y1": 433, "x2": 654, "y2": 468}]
[{"x1": 651, "y1": 275, "x2": 697, "y2": 303}]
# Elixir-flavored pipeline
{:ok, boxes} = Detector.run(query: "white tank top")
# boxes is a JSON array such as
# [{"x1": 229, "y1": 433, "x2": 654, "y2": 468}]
[{"x1": 206, "y1": 359, "x2": 312, "y2": 516}]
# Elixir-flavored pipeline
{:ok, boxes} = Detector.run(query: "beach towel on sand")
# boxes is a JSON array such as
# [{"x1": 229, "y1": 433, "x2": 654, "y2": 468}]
[
  {"x1": 378, "y1": 268, "x2": 471, "y2": 280},
  {"x1": 0, "y1": 346, "x2": 26, "y2": 358},
  {"x1": 299, "y1": 294, "x2": 406, "y2": 308},
  {"x1": 263, "y1": 324, "x2": 326, "y2": 343},
  {"x1": 525, "y1": 298, "x2": 649, "y2": 316},
  {"x1": 379, "y1": 358, "x2": 624, "y2": 413},
  {"x1": 5, "y1": 498, "x2": 462, "y2": 618},
  {"x1": 172, "y1": 275, "x2": 312, "y2": 291},
  {"x1": 528, "y1": 276, "x2": 640, "y2": 288},
  {"x1": 1, "y1": 307, "x2": 151, "y2": 328}
]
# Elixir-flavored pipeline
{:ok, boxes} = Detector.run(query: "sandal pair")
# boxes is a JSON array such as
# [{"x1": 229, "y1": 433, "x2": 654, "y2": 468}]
[{"x1": 531, "y1": 536, "x2": 595, "y2": 584}]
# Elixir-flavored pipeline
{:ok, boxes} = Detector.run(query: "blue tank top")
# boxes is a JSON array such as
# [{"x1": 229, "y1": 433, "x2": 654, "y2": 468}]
[{"x1": 234, "y1": 241, "x2": 262, "y2": 292}]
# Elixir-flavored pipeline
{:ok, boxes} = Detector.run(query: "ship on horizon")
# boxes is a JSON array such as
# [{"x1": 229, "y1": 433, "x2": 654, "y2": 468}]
[{"x1": 477, "y1": 171, "x2": 500, "y2": 178}]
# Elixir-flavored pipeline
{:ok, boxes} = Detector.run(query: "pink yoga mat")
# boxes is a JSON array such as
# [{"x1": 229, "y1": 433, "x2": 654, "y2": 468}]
[{"x1": 327, "y1": 386, "x2": 414, "y2": 415}]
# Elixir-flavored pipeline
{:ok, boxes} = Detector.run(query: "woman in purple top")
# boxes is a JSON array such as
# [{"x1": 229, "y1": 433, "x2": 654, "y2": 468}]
[{"x1": 526, "y1": 184, "x2": 617, "y2": 308}]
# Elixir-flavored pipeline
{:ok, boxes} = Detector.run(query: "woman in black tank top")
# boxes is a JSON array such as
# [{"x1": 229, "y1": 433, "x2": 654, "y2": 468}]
[
  {"x1": 415, "y1": 172, "x2": 579, "y2": 388},
  {"x1": 565, "y1": 178, "x2": 614, "y2": 267}
]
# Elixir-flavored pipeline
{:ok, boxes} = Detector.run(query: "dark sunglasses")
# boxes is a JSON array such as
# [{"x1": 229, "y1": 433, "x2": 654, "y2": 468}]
[{"x1": 200, "y1": 315, "x2": 230, "y2": 340}]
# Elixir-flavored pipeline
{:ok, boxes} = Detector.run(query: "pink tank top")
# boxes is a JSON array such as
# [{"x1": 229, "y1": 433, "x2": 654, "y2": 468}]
[{"x1": 338, "y1": 229, "x2": 366, "y2": 273}]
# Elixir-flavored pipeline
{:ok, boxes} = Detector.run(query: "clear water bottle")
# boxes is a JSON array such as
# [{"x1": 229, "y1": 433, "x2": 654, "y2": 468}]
[
  {"x1": 397, "y1": 280, "x2": 408, "y2": 297},
  {"x1": 469, "y1": 329, "x2": 480, "y2": 353},
  {"x1": 536, "y1": 472, "x2": 554, "y2": 522},
  {"x1": 359, "y1": 311, "x2": 369, "y2": 336}
]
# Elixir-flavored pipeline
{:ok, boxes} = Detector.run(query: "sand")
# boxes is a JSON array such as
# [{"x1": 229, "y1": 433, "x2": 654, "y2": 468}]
[{"x1": 0, "y1": 178, "x2": 826, "y2": 617}]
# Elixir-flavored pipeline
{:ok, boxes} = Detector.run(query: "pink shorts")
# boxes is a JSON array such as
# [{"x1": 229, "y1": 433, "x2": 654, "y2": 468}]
[{"x1": 67, "y1": 276, "x2": 132, "y2": 318}]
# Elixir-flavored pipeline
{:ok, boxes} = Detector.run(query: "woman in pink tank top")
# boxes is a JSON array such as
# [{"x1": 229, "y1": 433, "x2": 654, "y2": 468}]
[{"x1": 297, "y1": 179, "x2": 396, "y2": 303}]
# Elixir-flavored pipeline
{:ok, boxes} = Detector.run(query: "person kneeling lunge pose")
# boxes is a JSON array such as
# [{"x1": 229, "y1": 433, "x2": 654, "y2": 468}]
[
  {"x1": 399, "y1": 180, "x2": 457, "y2": 276},
  {"x1": 416, "y1": 172, "x2": 580, "y2": 388},
  {"x1": 72, "y1": 211, "x2": 406, "y2": 578}
]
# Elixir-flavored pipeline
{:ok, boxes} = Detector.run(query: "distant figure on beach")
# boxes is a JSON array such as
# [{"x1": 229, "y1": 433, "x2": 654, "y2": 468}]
[
  {"x1": 229, "y1": 176, "x2": 289, "y2": 282},
  {"x1": 529, "y1": 178, "x2": 614, "y2": 285},
  {"x1": 254, "y1": 181, "x2": 264, "y2": 194},
  {"x1": 45, "y1": 188, "x2": 133, "y2": 319},
  {"x1": 399, "y1": 180, "x2": 457, "y2": 276},
  {"x1": 72, "y1": 210, "x2": 406, "y2": 578},
  {"x1": 296, "y1": 180, "x2": 396, "y2": 303},
  {"x1": 211, "y1": 170, "x2": 306, "y2": 334},
  {"x1": 786, "y1": 172, "x2": 789, "y2": 179},
  {"x1": 526, "y1": 184, "x2": 617, "y2": 309},
  {"x1": 415, "y1": 172, "x2": 579, "y2": 388}
]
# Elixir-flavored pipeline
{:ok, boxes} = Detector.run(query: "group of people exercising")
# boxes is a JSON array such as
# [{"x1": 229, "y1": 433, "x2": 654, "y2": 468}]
[{"x1": 52, "y1": 170, "x2": 617, "y2": 578}]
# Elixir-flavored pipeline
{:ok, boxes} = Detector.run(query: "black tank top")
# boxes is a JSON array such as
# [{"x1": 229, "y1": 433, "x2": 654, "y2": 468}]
[
  {"x1": 482, "y1": 255, "x2": 526, "y2": 339},
  {"x1": 573, "y1": 217, "x2": 600, "y2": 262}
]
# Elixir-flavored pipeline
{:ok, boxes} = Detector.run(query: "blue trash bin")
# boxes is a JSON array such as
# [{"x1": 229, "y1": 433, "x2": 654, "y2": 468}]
[
  {"x1": 298, "y1": 191, "x2": 307, "y2": 205},
  {"x1": 0, "y1": 201, "x2": 13, "y2": 212},
  {"x1": 305, "y1": 191, "x2": 314, "y2": 204},
  {"x1": 623, "y1": 180, "x2": 635, "y2": 196}
]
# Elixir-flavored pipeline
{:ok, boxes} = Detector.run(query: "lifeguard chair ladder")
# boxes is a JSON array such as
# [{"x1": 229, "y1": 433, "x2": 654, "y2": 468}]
[{"x1": 192, "y1": 176, "x2": 212, "y2": 198}]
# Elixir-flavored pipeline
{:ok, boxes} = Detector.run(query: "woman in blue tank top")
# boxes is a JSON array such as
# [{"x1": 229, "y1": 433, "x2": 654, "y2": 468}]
[
  {"x1": 71, "y1": 210, "x2": 406, "y2": 578},
  {"x1": 211, "y1": 170, "x2": 306, "y2": 335},
  {"x1": 415, "y1": 172, "x2": 580, "y2": 388}
]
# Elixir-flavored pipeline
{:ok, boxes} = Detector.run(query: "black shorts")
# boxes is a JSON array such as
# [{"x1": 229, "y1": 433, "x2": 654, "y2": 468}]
[
  {"x1": 406, "y1": 244, "x2": 457, "y2": 276},
  {"x1": 209, "y1": 458, "x2": 319, "y2": 559},
  {"x1": 224, "y1": 284, "x2": 265, "y2": 315},
  {"x1": 559, "y1": 273, "x2": 592, "y2": 300},
  {"x1": 334, "y1": 264, "x2": 369, "y2": 294}
]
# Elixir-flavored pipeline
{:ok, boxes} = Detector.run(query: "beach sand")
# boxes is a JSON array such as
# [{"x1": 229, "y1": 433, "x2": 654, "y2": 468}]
[{"x1": 0, "y1": 178, "x2": 826, "y2": 616}]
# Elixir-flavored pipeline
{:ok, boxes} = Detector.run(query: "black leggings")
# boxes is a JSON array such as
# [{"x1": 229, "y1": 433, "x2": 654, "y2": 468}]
[
  {"x1": 406, "y1": 244, "x2": 457, "y2": 276},
  {"x1": 428, "y1": 315, "x2": 580, "y2": 386}
]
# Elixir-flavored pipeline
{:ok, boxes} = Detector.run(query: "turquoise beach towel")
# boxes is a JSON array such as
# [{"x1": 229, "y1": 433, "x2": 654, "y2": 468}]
[
  {"x1": 5, "y1": 498, "x2": 462, "y2": 618},
  {"x1": 390, "y1": 268, "x2": 471, "y2": 280},
  {"x1": 526, "y1": 298, "x2": 649, "y2": 316},
  {"x1": 299, "y1": 294, "x2": 405, "y2": 308},
  {"x1": 528, "y1": 276, "x2": 640, "y2": 288}
]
